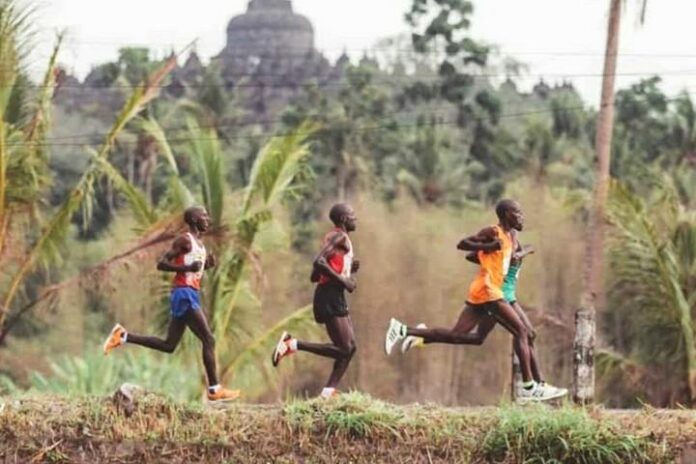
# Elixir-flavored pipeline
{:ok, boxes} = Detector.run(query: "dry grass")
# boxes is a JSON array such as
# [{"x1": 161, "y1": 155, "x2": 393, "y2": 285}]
[{"x1": 0, "y1": 392, "x2": 693, "y2": 463}]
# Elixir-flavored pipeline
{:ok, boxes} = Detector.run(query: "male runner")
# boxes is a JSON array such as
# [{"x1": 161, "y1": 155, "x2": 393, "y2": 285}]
[
  {"x1": 102, "y1": 206, "x2": 240, "y2": 403},
  {"x1": 402, "y1": 236, "x2": 567, "y2": 398},
  {"x1": 271, "y1": 203, "x2": 359, "y2": 399},
  {"x1": 500, "y1": 240, "x2": 567, "y2": 398},
  {"x1": 384, "y1": 199, "x2": 560, "y2": 402}
]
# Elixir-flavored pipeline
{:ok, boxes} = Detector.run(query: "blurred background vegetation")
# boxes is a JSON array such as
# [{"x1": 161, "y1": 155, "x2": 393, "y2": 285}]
[{"x1": 0, "y1": 0, "x2": 693, "y2": 408}]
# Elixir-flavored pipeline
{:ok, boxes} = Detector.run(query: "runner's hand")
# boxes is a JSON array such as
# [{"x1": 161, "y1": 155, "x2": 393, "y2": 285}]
[
  {"x1": 205, "y1": 254, "x2": 217, "y2": 269},
  {"x1": 342, "y1": 277, "x2": 357, "y2": 293},
  {"x1": 351, "y1": 259, "x2": 360, "y2": 274},
  {"x1": 189, "y1": 261, "x2": 203, "y2": 272}
]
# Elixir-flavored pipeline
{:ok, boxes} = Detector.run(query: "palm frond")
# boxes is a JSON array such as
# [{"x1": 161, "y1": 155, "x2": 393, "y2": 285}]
[
  {"x1": 0, "y1": 0, "x2": 36, "y2": 256},
  {"x1": 606, "y1": 180, "x2": 696, "y2": 402},
  {"x1": 212, "y1": 127, "x2": 314, "y2": 338},
  {"x1": 242, "y1": 122, "x2": 315, "y2": 213},
  {"x1": 187, "y1": 119, "x2": 225, "y2": 226},
  {"x1": 134, "y1": 117, "x2": 180, "y2": 175},
  {"x1": 0, "y1": 53, "x2": 178, "y2": 329},
  {"x1": 95, "y1": 155, "x2": 157, "y2": 227},
  {"x1": 220, "y1": 305, "x2": 319, "y2": 395},
  {"x1": 0, "y1": 0, "x2": 33, "y2": 116},
  {"x1": 23, "y1": 32, "x2": 63, "y2": 146},
  {"x1": 135, "y1": 117, "x2": 194, "y2": 210}
]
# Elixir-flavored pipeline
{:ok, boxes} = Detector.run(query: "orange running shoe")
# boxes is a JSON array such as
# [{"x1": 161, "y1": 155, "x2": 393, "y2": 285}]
[
  {"x1": 103, "y1": 323, "x2": 127, "y2": 355},
  {"x1": 207, "y1": 387, "x2": 241, "y2": 403}
]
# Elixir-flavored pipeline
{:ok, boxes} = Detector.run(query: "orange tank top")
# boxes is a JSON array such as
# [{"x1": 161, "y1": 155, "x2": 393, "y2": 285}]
[{"x1": 467, "y1": 225, "x2": 513, "y2": 304}]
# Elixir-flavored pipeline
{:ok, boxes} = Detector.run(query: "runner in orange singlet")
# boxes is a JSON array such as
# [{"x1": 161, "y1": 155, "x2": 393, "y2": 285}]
[{"x1": 384, "y1": 199, "x2": 558, "y2": 402}]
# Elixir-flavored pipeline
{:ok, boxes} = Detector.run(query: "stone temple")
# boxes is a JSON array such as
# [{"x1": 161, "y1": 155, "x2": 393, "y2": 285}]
[
  {"x1": 218, "y1": 0, "x2": 315, "y2": 66},
  {"x1": 57, "y1": 0, "x2": 351, "y2": 120},
  {"x1": 208, "y1": 0, "x2": 345, "y2": 117}
]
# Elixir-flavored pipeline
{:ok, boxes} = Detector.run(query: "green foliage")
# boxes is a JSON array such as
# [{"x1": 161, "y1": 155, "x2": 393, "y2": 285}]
[
  {"x1": 187, "y1": 119, "x2": 226, "y2": 226},
  {"x1": 285, "y1": 392, "x2": 404, "y2": 438},
  {"x1": 8, "y1": 351, "x2": 200, "y2": 400},
  {"x1": 404, "y1": 0, "x2": 495, "y2": 124},
  {"x1": 483, "y1": 405, "x2": 657, "y2": 463},
  {"x1": 196, "y1": 64, "x2": 229, "y2": 118},
  {"x1": 181, "y1": 121, "x2": 320, "y2": 393},
  {"x1": 118, "y1": 47, "x2": 155, "y2": 85},
  {"x1": 0, "y1": 53, "x2": 177, "y2": 321},
  {"x1": 601, "y1": 179, "x2": 696, "y2": 405},
  {"x1": 0, "y1": 395, "x2": 679, "y2": 463}
]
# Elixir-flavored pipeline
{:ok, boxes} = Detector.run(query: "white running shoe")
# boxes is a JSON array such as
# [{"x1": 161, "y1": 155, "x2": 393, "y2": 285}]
[
  {"x1": 539, "y1": 382, "x2": 569, "y2": 399},
  {"x1": 516, "y1": 381, "x2": 568, "y2": 404},
  {"x1": 271, "y1": 331, "x2": 296, "y2": 367},
  {"x1": 401, "y1": 323, "x2": 426, "y2": 353},
  {"x1": 319, "y1": 387, "x2": 339, "y2": 399},
  {"x1": 384, "y1": 318, "x2": 407, "y2": 355}
]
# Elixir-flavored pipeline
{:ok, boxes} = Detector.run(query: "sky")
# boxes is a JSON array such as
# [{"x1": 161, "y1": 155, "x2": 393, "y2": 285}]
[{"x1": 31, "y1": 0, "x2": 696, "y2": 105}]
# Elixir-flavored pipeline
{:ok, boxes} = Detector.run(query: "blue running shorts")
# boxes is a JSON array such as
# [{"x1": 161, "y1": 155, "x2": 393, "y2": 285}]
[{"x1": 170, "y1": 287, "x2": 201, "y2": 319}]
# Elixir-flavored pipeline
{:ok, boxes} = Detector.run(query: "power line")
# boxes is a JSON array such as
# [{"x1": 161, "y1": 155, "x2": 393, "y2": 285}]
[
  {"x1": 7, "y1": 68, "x2": 696, "y2": 92},
  {"x1": 48, "y1": 39, "x2": 696, "y2": 59},
  {"x1": 8, "y1": 92, "x2": 694, "y2": 148},
  {"x1": 9, "y1": 106, "x2": 583, "y2": 148},
  {"x1": 27, "y1": 83, "x2": 694, "y2": 144}
]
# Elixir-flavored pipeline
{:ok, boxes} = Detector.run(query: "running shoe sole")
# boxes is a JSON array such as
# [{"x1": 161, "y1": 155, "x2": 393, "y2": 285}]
[
  {"x1": 271, "y1": 331, "x2": 289, "y2": 367},
  {"x1": 384, "y1": 318, "x2": 404, "y2": 355}
]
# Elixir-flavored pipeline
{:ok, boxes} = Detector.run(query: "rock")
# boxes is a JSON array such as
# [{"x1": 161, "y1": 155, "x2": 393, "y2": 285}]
[{"x1": 112, "y1": 383, "x2": 144, "y2": 417}]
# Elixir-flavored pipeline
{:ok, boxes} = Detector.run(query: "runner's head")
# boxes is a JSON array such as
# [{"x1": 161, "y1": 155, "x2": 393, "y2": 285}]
[
  {"x1": 329, "y1": 203, "x2": 357, "y2": 232},
  {"x1": 496, "y1": 199, "x2": 524, "y2": 231},
  {"x1": 184, "y1": 206, "x2": 210, "y2": 233}
]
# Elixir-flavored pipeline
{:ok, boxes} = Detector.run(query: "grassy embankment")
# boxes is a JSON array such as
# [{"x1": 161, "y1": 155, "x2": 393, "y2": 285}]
[{"x1": 0, "y1": 392, "x2": 694, "y2": 463}]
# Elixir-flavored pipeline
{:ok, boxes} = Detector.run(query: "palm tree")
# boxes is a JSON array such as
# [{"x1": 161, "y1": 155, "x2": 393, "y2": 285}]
[
  {"x1": 0, "y1": 1, "x2": 66, "y2": 336},
  {"x1": 0, "y1": 38, "x2": 180, "y2": 338},
  {"x1": 183, "y1": 121, "x2": 320, "y2": 394},
  {"x1": 598, "y1": 179, "x2": 696, "y2": 406},
  {"x1": 572, "y1": 0, "x2": 648, "y2": 404},
  {"x1": 117, "y1": 118, "x2": 320, "y2": 397}
]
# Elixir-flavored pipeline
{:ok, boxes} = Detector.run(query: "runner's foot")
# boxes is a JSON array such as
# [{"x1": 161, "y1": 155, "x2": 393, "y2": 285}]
[
  {"x1": 516, "y1": 382, "x2": 568, "y2": 403},
  {"x1": 385, "y1": 318, "x2": 407, "y2": 355},
  {"x1": 319, "y1": 387, "x2": 339, "y2": 399},
  {"x1": 103, "y1": 323, "x2": 127, "y2": 355},
  {"x1": 401, "y1": 323, "x2": 426, "y2": 353},
  {"x1": 539, "y1": 382, "x2": 568, "y2": 398},
  {"x1": 271, "y1": 331, "x2": 297, "y2": 367},
  {"x1": 207, "y1": 387, "x2": 241, "y2": 403}
]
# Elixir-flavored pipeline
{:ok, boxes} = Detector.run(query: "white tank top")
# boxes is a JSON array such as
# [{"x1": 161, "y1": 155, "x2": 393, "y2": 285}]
[{"x1": 173, "y1": 233, "x2": 207, "y2": 290}]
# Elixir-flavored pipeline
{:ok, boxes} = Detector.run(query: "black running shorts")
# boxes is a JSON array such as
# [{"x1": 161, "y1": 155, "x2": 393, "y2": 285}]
[{"x1": 313, "y1": 283, "x2": 348, "y2": 323}]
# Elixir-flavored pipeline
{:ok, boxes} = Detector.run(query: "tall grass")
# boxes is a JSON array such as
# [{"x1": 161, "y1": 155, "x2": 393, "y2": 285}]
[{"x1": 483, "y1": 405, "x2": 660, "y2": 463}]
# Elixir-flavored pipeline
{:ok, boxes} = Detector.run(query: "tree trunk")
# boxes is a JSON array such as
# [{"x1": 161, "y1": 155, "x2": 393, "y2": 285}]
[{"x1": 572, "y1": 0, "x2": 622, "y2": 405}]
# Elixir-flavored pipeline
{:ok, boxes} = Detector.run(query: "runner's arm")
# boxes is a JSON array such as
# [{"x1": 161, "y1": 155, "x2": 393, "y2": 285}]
[
  {"x1": 157, "y1": 236, "x2": 201, "y2": 273},
  {"x1": 312, "y1": 232, "x2": 356, "y2": 292},
  {"x1": 513, "y1": 244, "x2": 535, "y2": 261},
  {"x1": 457, "y1": 226, "x2": 501, "y2": 252}
]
